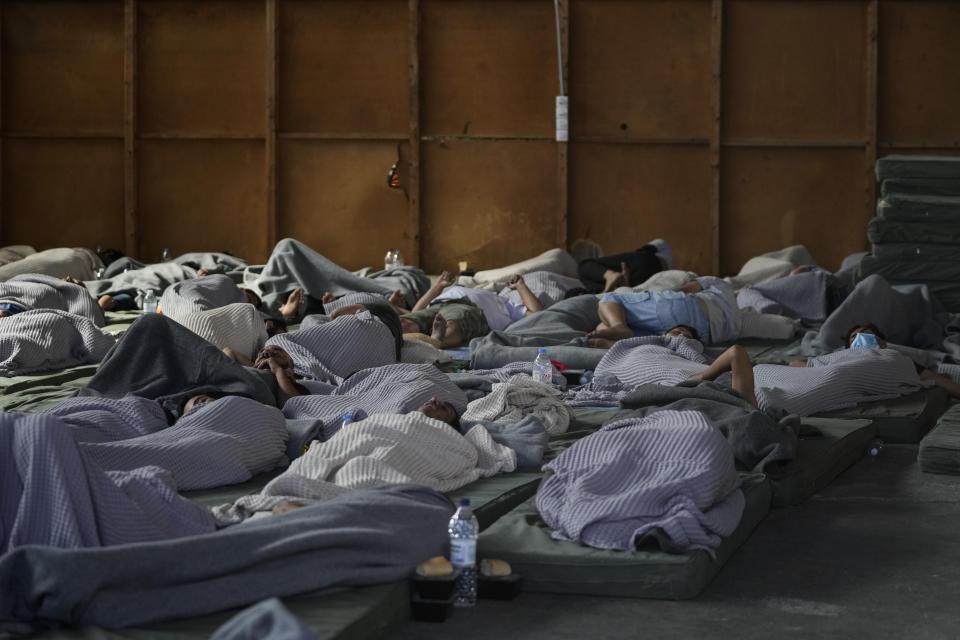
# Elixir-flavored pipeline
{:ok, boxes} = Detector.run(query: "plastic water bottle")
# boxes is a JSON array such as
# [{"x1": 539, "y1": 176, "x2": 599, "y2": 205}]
[
  {"x1": 532, "y1": 348, "x2": 553, "y2": 385},
  {"x1": 392, "y1": 249, "x2": 404, "y2": 268},
  {"x1": 94, "y1": 266, "x2": 106, "y2": 280},
  {"x1": 162, "y1": 248, "x2": 171, "y2": 262},
  {"x1": 867, "y1": 438, "x2": 884, "y2": 457},
  {"x1": 141, "y1": 289, "x2": 158, "y2": 313},
  {"x1": 448, "y1": 498, "x2": 479, "y2": 607},
  {"x1": 384, "y1": 249, "x2": 396, "y2": 271},
  {"x1": 341, "y1": 414, "x2": 354, "y2": 429}
]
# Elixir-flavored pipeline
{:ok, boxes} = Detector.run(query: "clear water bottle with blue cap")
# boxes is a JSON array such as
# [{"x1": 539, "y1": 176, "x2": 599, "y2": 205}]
[
  {"x1": 392, "y1": 249, "x2": 404, "y2": 267},
  {"x1": 141, "y1": 289, "x2": 158, "y2": 313},
  {"x1": 162, "y1": 248, "x2": 171, "y2": 262},
  {"x1": 867, "y1": 438, "x2": 884, "y2": 457},
  {"x1": 384, "y1": 249, "x2": 396, "y2": 271},
  {"x1": 341, "y1": 414, "x2": 354, "y2": 430},
  {"x1": 532, "y1": 347, "x2": 552, "y2": 385},
  {"x1": 448, "y1": 498, "x2": 479, "y2": 607}
]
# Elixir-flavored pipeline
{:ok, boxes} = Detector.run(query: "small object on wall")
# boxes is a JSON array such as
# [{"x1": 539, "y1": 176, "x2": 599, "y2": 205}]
[
  {"x1": 387, "y1": 163, "x2": 401, "y2": 188},
  {"x1": 555, "y1": 95, "x2": 568, "y2": 142}
]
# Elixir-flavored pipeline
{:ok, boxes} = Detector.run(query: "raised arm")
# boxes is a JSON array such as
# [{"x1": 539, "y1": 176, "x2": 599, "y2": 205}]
[
  {"x1": 507, "y1": 274, "x2": 543, "y2": 315},
  {"x1": 411, "y1": 270, "x2": 455, "y2": 312}
]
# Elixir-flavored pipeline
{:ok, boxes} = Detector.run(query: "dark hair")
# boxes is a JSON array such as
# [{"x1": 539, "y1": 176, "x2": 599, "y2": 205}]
[
  {"x1": 363, "y1": 301, "x2": 403, "y2": 360},
  {"x1": 669, "y1": 324, "x2": 700, "y2": 341},
  {"x1": 96, "y1": 247, "x2": 125, "y2": 267},
  {"x1": 563, "y1": 286, "x2": 589, "y2": 299},
  {"x1": 844, "y1": 323, "x2": 885, "y2": 347}
]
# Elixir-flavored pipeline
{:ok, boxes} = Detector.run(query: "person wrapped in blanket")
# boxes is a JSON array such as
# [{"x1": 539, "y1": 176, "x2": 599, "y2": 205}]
[
  {"x1": 395, "y1": 270, "x2": 544, "y2": 348},
  {"x1": 223, "y1": 300, "x2": 414, "y2": 405},
  {"x1": 587, "y1": 276, "x2": 740, "y2": 347},
  {"x1": 786, "y1": 323, "x2": 960, "y2": 400},
  {"x1": 0, "y1": 274, "x2": 101, "y2": 322}
]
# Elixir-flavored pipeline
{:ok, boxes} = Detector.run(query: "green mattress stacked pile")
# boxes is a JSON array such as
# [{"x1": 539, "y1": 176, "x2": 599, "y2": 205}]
[{"x1": 858, "y1": 155, "x2": 960, "y2": 311}]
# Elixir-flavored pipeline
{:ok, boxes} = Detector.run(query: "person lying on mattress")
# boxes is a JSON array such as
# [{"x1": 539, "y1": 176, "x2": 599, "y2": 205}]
[
  {"x1": 223, "y1": 300, "x2": 403, "y2": 399},
  {"x1": 586, "y1": 276, "x2": 740, "y2": 347},
  {"x1": 748, "y1": 323, "x2": 957, "y2": 418},
  {"x1": 0, "y1": 273, "x2": 104, "y2": 325},
  {"x1": 788, "y1": 323, "x2": 960, "y2": 399},
  {"x1": 281, "y1": 362, "x2": 468, "y2": 438},
  {"x1": 497, "y1": 270, "x2": 586, "y2": 315},
  {"x1": 568, "y1": 324, "x2": 758, "y2": 408},
  {"x1": 576, "y1": 238, "x2": 674, "y2": 294},
  {"x1": 395, "y1": 271, "x2": 541, "y2": 348}
]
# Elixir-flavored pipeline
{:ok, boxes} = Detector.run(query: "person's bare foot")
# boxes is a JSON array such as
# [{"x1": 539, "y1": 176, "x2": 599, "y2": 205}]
[
  {"x1": 586, "y1": 324, "x2": 634, "y2": 342},
  {"x1": 63, "y1": 276, "x2": 86, "y2": 288},
  {"x1": 586, "y1": 337, "x2": 617, "y2": 349},
  {"x1": 431, "y1": 313, "x2": 448, "y2": 343},
  {"x1": 601, "y1": 262, "x2": 631, "y2": 293},
  {"x1": 279, "y1": 288, "x2": 303, "y2": 318},
  {"x1": 98, "y1": 294, "x2": 116, "y2": 310},
  {"x1": 321, "y1": 291, "x2": 335, "y2": 305},
  {"x1": 196, "y1": 268, "x2": 210, "y2": 277}
]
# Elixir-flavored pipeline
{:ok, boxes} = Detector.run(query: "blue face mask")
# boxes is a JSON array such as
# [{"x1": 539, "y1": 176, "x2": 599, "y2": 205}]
[{"x1": 851, "y1": 332, "x2": 880, "y2": 349}]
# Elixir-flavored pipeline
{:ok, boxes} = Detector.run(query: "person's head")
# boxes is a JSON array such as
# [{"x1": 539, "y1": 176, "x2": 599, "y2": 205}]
[
  {"x1": 254, "y1": 345, "x2": 294, "y2": 371},
  {"x1": 183, "y1": 394, "x2": 217, "y2": 415},
  {"x1": 845, "y1": 323, "x2": 887, "y2": 349},
  {"x1": 242, "y1": 288, "x2": 262, "y2": 308},
  {"x1": 418, "y1": 397, "x2": 459, "y2": 427},
  {"x1": 664, "y1": 324, "x2": 700, "y2": 341},
  {"x1": 264, "y1": 316, "x2": 287, "y2": 337}
]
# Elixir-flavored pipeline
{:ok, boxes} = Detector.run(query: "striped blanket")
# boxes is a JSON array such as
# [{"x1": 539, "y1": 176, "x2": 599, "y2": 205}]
[
  {"x1": 0, "y1": 310, "x2": 115, "y2": 376},
  {"x1": 0, "y1": 411, "x2": 215, "y2": 554},
  {"x1": 175, "y1": 302, "x2": 267, "y2": 360},
  {"x1": 213, "y1": 413, "x2": 515, "y2": 524},
  {"x1": 0, "y1": 273, "x2": 104, "y2": 324},
  {"x1": 461, "y1": 374, "x2": 573, "y2": 435},
  {"x1": 157, "y1": 274, "x2": 247, "y2": 320},
  {"x1": 266, "y1": 311, "x2": 397, "y2": 383},
  {"x1": 755, "y1": 347, "x2": 931, "y2": 417},
  {"x1": 536, "y1": 410, "x2": 744, "y2": 556},
  {"x1": 282, "y1": 363, "x2": 469, "y2": 440},
  {"x1": 43, "y1": 395, "x2": 288, "y2": 490}
]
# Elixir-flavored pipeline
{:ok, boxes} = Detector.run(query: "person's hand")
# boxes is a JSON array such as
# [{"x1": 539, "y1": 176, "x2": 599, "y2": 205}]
[
  {"x1": 197, "y1": 268, "x2": 210, "y2": 277},
  {"x1": 63, "y1": 276, "x2": 86, "y2": 288},
  {"x1": 507, "y1": 274, "x2": 526, "y2": 290},
  {"x1": 436, "y1": 270, "x2": 455, "y2": 289},
  {"x1": 321, "y1": 292, "x2": 336, "y2": 304}
]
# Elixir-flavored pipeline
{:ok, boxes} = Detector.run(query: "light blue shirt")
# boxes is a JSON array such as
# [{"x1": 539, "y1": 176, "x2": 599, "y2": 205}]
[{"x1": 600, "y1": 290, "x2": 710, "y2": 342}]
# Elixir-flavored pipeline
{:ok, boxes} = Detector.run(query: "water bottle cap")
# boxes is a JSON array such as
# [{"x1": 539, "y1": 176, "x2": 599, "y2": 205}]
[
  {"x1": 538, "y1": 348, "x2": 547, "y2": 353},
  {"x1": 342, "y1": 414, "x2": 353, "y2": 421},
  {"x1": 459, "y1": 498, "x2": 470, "y2": 507}
]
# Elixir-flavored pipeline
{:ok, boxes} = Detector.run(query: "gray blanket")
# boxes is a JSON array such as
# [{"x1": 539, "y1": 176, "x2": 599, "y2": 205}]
[
  {"x1": 75, "y1": 313, "x2": 278, "y2": 420},
  {"x1": 0, "y1": 273, "x2": 104, "y2": 325},
  {"x1": 43, "y1": 395, "x2": 288, "y2": 490},
  {"x1": 0, "y1": 247, "x2": 101, "y2": 282},
  {"x1": 245, "y1": 238, "x2": 429, "y2": 311},
  {"x1": 86, "y1": 260, "x2": 199, "y2": 299},
  {"x1": 0, "y1": 310, "x2": 115, "y2": 377},
  {"x1": 281, "y1": 363, "x2": 469, "y2": 440},
  {"x1": 158, "y1": 274, "x2": 247, "y2": 320},
  {"x1": 736, "y1": 269, "x2": 840, "y2": 323},
  {"x1": 0, "y1": 411, "x2": 216, "y2": 556},
  {"x1": 536, "y1": 410, "x2": 744, "y2": 556},
  {"x1": 469, "y1": 295, "x2": 607, "y2": 370},
  {"x1": 619, "y1": 382, "x2": 798, "y2": 473},
  {"x1": 0, "y1": 484, "x2": 453, "y2": 633},
  {"x1": 793, "y1": 274, "x2": 960, "y2": 359}
]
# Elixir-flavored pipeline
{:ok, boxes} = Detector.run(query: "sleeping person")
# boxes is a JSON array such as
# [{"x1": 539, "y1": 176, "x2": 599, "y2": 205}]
[
  {"x1": 587, "y1": 276, "x2": 740, "y2": 347},
  {"x1": 0, "y1": 273, "x2": 104, "y2": 325},
  {"x1": 397, "y1": 271, "x2": 540, "y2": 348}
]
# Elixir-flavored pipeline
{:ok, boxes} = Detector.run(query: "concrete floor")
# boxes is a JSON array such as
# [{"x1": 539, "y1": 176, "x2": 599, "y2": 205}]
[{"x1": 390, "y1": 444, "x2": 960, "y2": 640}]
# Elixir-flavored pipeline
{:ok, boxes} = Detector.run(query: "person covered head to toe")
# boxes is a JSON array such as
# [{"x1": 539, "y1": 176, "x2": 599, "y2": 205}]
[{"x1": 845, "y1": 323, "x2": 887, "y2": 349}]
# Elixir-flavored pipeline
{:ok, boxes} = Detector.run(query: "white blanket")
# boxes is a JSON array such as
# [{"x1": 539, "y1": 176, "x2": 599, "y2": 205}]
[
  {"x1": 213, "y1": 413, "x2": 515, "y2": 523},
  {"x1": 461, "y1": 374, "x2": 573, "y2": 436}
]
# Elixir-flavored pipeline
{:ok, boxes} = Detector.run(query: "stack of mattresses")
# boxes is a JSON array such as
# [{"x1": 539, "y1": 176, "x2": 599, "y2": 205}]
[
  {"x1": 858, "y1": 155, "x2": 960, "y2": 311},
  {"x1": 918, "y1": 402, "x2": 960, "y2": 475}
]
